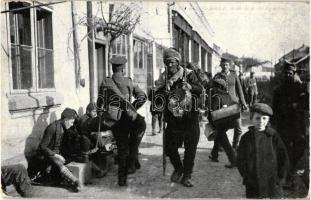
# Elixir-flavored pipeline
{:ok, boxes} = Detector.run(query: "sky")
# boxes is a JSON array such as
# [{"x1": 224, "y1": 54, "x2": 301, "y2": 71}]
[{"x1": 198, "y1": 2, "x2": 310, "y2": 62}]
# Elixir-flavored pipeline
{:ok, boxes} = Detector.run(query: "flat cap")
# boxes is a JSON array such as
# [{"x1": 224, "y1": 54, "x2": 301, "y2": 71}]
[
  {"x1": 213, "y1": 78, "x2": 227, "y2": 88},
  {"x1": 61, "y1": 108, "x2": 77, "y2": 120},
  {"x1": 163, "y1": 48, "x2": 181, "y2": 63},
  {"x1": 110, "y1": 56, "x2": 127, "y2": 66},
  {"x1": 251, "y1": 103, "x2": 273, "y2": 116},
  {"x1": 283, "y1": 60, "x2": 296, "y2": 72}
]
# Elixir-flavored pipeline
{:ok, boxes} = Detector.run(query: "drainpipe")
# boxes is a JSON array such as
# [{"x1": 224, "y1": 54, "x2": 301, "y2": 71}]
[
  {"x1": 87, "y1": 1, "x2": 95, "y2": 102},
  {"x1": 71, "y1": 0, "x2": 82, "y2": 88}
]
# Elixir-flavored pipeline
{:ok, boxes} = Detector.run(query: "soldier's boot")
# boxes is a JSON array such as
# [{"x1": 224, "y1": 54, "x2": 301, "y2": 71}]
[
  {"x1": 118, "y1": 169, "x2": 128, "y2": 186},
  {"x1": 181, "y1": 174, "x2": 194, "y2": 187},
  {"x1": 60, "y1": 166, "x2": 82, "y2": 192}
]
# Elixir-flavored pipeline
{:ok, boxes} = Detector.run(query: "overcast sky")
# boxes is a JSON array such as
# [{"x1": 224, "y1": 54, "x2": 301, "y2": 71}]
[{"x1": 199, "y1": 2, "x2": 310, "y2": 62}]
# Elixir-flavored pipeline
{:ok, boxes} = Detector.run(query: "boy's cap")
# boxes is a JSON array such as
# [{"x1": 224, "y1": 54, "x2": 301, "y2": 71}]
[
  {"x1": 251, "y1": 103, "x2": 273, "y2": 116},
  {"x1": 61, "y1": 108, "x2": 77, "y2": 119}
]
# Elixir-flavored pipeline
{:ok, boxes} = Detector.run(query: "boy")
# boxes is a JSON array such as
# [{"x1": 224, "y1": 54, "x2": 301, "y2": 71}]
[{"x1": 237, "y1": 103, "x2": 289, "y2": 198}]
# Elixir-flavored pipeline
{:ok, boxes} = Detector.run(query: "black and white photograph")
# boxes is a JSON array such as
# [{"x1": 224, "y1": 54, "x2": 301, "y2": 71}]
[{"x1": 0, "y1": 0, "x2": 309, "y2": 198}]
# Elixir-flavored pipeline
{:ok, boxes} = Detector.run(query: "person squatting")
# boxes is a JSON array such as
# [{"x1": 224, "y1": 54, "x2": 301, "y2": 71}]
[{"x1": 3, "y1": 49, "x2": 308, "y2": 198}]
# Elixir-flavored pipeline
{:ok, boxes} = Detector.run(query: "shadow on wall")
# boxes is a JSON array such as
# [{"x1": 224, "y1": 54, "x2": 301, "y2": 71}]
[{"x1": 24, "y1": 94, "x2": 58, "y2": 159}]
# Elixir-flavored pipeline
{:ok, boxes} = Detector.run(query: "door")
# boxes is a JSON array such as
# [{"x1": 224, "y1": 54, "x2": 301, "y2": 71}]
[{"x1": 95, "y1": 43, "x2": 106, "y2": 92}]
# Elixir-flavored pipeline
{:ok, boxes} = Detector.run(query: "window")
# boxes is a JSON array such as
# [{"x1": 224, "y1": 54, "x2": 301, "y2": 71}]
[
  {"x1": 173, "y1": 25, "x2": 190, "y2": 66},
  {"x1": 9, "y1": 2, "x2": 54, "y2": 92},
  {"x1": 111, "y1": 34, "x2": 127, "y2": 58},
  {"x1": 133, "y1": 39, "x2": 144, "y2": 69}
]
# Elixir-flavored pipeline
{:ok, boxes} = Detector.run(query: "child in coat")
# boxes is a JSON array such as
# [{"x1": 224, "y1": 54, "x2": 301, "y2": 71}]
[{"x1": 237, "y1": 103, "x2": 289, "y2": 198}]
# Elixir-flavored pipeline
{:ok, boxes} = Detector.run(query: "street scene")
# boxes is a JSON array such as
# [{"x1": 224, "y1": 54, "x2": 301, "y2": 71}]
[{"x1": 1, "y1": 1, "x2": 309, "y2": 199}]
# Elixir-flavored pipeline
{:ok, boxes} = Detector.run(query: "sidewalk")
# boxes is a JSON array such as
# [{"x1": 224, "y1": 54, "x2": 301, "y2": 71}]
[{"x1": 3, "y1": 112, "x2": 250, "y2": 198}]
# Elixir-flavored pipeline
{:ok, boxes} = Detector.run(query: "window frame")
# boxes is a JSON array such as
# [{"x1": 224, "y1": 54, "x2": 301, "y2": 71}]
[{"x1": 7, "y1": 1, "x2": 55, "y2": 95}]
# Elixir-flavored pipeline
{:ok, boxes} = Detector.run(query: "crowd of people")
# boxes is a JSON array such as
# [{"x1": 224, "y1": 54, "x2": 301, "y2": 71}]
[{"x1": 1, "y1": 48, "x2": 309, "y2": 199}]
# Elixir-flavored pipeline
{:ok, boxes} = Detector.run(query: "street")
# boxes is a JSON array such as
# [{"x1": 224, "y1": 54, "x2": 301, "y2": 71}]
[{"x1": 4, "y1": 113, "x2": 252, "y2": 199}]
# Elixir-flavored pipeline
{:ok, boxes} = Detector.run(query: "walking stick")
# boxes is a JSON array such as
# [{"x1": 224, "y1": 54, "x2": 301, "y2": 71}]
[{"x1": 162, "y1": 66, "x2": 169, "y2": 176}]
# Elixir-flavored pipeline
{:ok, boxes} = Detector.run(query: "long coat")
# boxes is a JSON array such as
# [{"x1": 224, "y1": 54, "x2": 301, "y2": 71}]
[{"x1": 237, "y1": 126, "x2": 289, "y2": 198}]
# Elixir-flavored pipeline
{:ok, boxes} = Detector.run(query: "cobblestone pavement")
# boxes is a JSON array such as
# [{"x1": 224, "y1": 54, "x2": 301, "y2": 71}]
[{"x1": 3, "y1": 113, "x2": 308, "y2": 198}]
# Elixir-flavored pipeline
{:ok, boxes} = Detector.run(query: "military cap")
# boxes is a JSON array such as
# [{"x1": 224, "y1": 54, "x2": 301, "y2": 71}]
[
  {"x1": 61, "y1": 108, "x2": 77, "y2": 120},
  {"x1": 110, "y1": 56, "x2": 127, "y2": 66},
  {"x1": 86, "y1": 102, "x2": 96, "y2": 112},
  {"x1": 283, "y1": 60, "x2": 296, "y2": 72},
  {"x1": 251, "y1": 103, "x2": 273, "y2": 116},
  {"x1": 163, "y1": 48, "x2": 181, "y2": 63},
  {"x1": 220, "y1": 56, "x2": 231, "y2": 64},
  {"x1": 213, "y1": 78, "x2": 227, "y2": 88}
]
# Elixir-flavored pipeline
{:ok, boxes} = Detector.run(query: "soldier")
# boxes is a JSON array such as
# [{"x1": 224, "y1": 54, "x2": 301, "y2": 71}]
[
  {"x1": 97, "y1": 56, "x2": 147, "y2": 186},
  {"x1": 36, "y1": 108, "x2": 83, "y2": 192},
  {"x1": 156, "y1": 48, "x2": 202, "y2": 187},
  {"x1": 246, "y1": 72, "x2": 258, "y2": 107},
  {"x1": 272, "y1": 61, "x2": 308, "y2": 188},
  {"x1": 213, "y1": 57, "x2": 248, "y2": 156}
]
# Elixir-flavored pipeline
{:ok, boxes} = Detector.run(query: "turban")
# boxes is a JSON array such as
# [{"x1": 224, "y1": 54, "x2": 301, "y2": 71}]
[
  {"x1": 283, "y1": 60, "x2": 296, "y2": 72},
  {"x1": 163, "y1": 48, "x2": 181, "y2": 63}
]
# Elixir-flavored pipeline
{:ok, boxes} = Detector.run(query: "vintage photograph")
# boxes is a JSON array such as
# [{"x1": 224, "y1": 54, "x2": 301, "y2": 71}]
[{"x1": 1, "y1": 0, "x2": 309, "y2": 198}]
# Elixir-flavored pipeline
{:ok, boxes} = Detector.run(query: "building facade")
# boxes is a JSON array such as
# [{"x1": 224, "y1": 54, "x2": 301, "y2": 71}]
[{"x1": 1, "y1": 1, "x2": 215, "y2": 162}]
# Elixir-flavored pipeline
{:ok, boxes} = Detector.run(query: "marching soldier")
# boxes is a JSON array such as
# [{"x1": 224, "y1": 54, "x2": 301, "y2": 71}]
[
  {"x1": 213, "y1": 57, "x2": 248, "y2": 157},
  {"x1": 155, "y1": 48, "x2": 202, "y2": 187},
  {"x1": 97, "y1": 56, "x2": 147, "y2": 186}
]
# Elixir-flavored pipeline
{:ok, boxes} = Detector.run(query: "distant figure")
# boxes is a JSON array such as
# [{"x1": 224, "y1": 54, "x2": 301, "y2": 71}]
[
  {"x1": 237, "y1": 103, "x2": 289, "y2": 198},
  {"x1": 1, "y1": 164, "x2": 33, "y2": 197},
  {"x1": 246, "y1": 72, "x2": 258, "y2": 107},
  {"x1": 239, "y1": 72, "x2": 248, "y2": 101},
  {"x1": 148, "y1": 81, "x2": 164, "y2": 136}
]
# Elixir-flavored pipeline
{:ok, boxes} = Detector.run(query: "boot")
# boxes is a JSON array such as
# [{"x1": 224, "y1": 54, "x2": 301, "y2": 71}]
[
  {"x1": 170, "y1": 169, "x2": 183, "y2": 183},
  {"x1": 181, "y1": 175, "x2": 194, "y2": 187},
  {"x1": 60, "y1": 166, "x2": 82, "y2": 192}
]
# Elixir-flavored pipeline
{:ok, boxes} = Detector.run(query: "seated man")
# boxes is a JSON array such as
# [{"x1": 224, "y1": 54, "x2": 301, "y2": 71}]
[{"x1": 33, "y1": 108, "x2": 83, "y2": 192}]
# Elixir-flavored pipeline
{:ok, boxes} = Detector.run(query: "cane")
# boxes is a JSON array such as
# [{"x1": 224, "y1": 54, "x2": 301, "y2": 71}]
[{"x1": 162, "y1": 65, "x2": 169, "y2": 176}]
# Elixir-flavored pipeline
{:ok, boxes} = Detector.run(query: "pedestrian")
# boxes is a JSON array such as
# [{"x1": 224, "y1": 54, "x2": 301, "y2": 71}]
[
  {"x1": 237, "y1": 103, "x2": 289, "y2": 198},
  {"x1": 208, "y1": 78, "x2": 238, "y2": 167},
  {"x1": 155, "y1": 48, "x2": 202, "y2": 187},
  {"x1": 213, "y1": 57, "x2": 248, "y2": 156},
  {"x1": 148, "y1": 85, "x2": 164, "y2": 136},
  {"x1": 246, "y1": 72, "x2": 258, "y2": 107},
  {"x1": 35, "y1": 108, "x2": 83, "y2": 192},
  {"x1": 272, "y1": 60, "x2": 309, "y2": 189},
  {"x1": 97, "y1": 56, "x2": 147, "y2": 186},
  {"x1": 1, "y1": 164, "x2": 33, "y2": 197},
  {"x1": 239, "y1": 72, "x2": 248, "y2": 101}
]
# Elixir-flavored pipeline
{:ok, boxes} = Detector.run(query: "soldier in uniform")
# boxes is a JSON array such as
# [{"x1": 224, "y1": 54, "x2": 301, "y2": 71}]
[
  {"x1": 155, "y1": 48, "x2": 202, "y2": 187},
  {"x1": 272, "y1": 61, "x2": 308, "y2": 188},
  {"x1": 213, "y1": 57, "x2": 248, "y2": 157},
  {"x1": 246, "y1": 71, "x2": 258, "y2": 107},
  {"x1": 97, "y1": 56, "x2": 147, "y2": 186}
]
